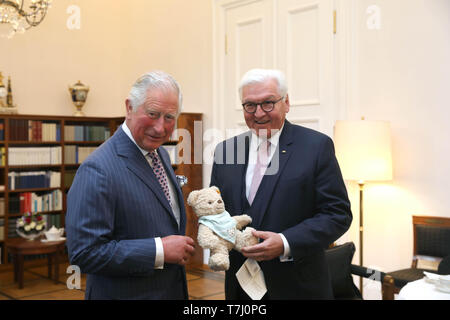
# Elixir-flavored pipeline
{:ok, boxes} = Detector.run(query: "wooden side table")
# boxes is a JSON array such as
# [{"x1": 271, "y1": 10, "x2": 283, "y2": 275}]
[{"x1": 6, "y1": 237, "x2": 66, "y2": 289}]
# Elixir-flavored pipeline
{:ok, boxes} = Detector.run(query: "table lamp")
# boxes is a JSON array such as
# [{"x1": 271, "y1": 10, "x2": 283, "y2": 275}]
[{"x1": 334, "y1": 119, "x2": 393, "y2": 295}]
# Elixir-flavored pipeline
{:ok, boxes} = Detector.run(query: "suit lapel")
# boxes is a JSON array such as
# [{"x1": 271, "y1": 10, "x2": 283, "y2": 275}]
[
  {"x1": 114, "y1": 128, "x2": 175, "y2": 221},
  {"x1": 159, "y1": 148, "x2": 186, "y2": 232},
  {"x1": 237, "y1": 133, "x2": 251, "y2": 213},
  {"x1": 248, "y1": 121, "x2": 294, "y2": 228}
]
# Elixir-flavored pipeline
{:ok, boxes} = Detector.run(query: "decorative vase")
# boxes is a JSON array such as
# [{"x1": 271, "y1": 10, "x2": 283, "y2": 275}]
[
  {"x1": 68, "y1": 80, "x2": 89, "y2": 117},
  {"x1": 16, "y1": 228, "x2": 44, "y2": 241},
  {"x1": 16, "y1": 212, "x2": 46, "y2": 241}
]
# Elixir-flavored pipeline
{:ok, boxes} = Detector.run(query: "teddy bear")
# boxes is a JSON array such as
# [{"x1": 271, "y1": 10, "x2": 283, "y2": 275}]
[{"x1": 187, "y1": 186, "x2": 259, "y2": 271}]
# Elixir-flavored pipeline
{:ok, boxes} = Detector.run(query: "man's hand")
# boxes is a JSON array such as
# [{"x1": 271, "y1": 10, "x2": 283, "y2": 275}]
[
  {"x1": 161, "y1": 235, "x2": 195, "y2": 265},
  {"x1": 241, "y1": 230, "x2": 284, "y2": 261}
]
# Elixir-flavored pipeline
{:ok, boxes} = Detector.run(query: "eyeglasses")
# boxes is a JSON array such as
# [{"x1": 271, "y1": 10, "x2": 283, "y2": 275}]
[{"x1": 242, "y1": 96, "x2": 285, "y2": 114}]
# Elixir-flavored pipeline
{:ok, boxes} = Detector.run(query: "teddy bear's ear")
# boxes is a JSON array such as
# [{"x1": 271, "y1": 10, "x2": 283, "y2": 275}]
[
  {"x1": 210, "y1": 186, "x2": 221, "y2": 194},
  {"x1": 187, "y1": 190, "x2": 200, "y2": 206}
]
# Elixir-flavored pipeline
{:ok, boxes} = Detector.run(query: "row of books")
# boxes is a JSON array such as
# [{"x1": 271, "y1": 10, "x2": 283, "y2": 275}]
[
  {"x1": 0, "y1": 198, "x2": 4, "y2": 217},
  {"x1": 8, "y1": 119, "x2": 61, "y2": 142},
  {"x1": 9, "y1": 190, "x2": 63, "y2": 214},
  {"x1": 64, "y1": 146, "x2": 97, "y2": 164},
  {"x1": 0, "y1": 121, "x2": 111, "y2": 142},
  {"x1": 0, "y1": 147, "x2": 4, "y2": 166},
  {"x1": 8, "y1": 171, "x2": 61, "y2": 190},
  {"x1": 3, "y1": 146, "x2": 101, "y2": 166},
  {"x1": 0, "y1": 218, "x2": 4, "y2": 242},
  {"x1": 8, "y1": 147, "x2": 62, "y2": 165},
  {"x1": 64, "y1": 125, "x2": 111, "y2": 142}
]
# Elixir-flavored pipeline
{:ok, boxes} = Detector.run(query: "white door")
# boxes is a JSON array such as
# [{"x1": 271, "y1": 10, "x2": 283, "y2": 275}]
[
  {"x1": 220, "y1": 0, "x2": 274, "y2": 138},
  {"x1": 276, "y1": 0, "x2": 336, "y2": 137},
  {"x1": 214, "y1": 0, "x2": 337, "y2": 138}
]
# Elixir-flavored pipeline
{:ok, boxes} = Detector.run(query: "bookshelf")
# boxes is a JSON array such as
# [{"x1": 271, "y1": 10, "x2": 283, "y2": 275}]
[
  {"x1": 0, "y1": 114, "x2": 123, "y2": 267},
  {"x1": 0, "y1": 113, "x2": 203, "y2": 268}
]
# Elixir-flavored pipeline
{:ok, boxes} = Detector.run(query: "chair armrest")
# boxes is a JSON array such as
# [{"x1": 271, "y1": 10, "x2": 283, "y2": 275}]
[
  {"x1": 350, "y1": 264, "x2": 386, "y2": 281},
  {"x1": 350, "y1": 264, "x2": 395, "y2": 300}
]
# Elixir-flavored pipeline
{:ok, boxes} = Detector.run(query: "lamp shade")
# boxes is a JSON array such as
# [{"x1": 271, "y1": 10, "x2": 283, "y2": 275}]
[{"x1": 334, "y1": 120, "x2": 393, "y2": 182}]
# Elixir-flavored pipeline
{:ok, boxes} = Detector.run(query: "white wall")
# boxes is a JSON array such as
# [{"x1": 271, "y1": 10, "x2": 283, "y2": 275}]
[
  {"x1": 0, "y1": 0, "x2": 213, "y2": 119},
  {"x1": 0, "y1": 1, "x2": 125, "y2": 117},
  {"x1": 119, "y1": 0, "x2": 213, "y2": 115},
  {"x1": 345, "y1": 0, "x2": 450, "y2": 299}
]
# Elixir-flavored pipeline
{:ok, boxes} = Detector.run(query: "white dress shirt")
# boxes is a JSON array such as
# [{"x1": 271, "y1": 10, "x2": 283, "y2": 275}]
[
  {"x1": 245, "y1": 124, "x2": 292, "y2": 262},
  {"x1": 122, "y1": 122, "x2": 181, "y2": 269}
]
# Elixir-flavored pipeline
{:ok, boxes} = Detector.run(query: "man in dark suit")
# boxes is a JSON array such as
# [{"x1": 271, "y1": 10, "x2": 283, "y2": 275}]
[
  {"x1": 66, "y1": 71, "x2": 195, "y2": 299},
  {"x1": 210, "y1": 69, "x2": 352, "y2": 299}
]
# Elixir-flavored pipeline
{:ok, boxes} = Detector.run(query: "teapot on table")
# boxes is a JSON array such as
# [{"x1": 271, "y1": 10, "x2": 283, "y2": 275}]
[{"x1": 44, "y1": 225, "x2": 65, "y2": 241}]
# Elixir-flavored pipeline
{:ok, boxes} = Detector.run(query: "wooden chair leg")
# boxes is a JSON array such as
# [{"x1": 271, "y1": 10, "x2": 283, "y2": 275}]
[
  {"x1": 382, "y1": 275, "x2": 395, "y2": 300},
  {"x1": 48, "y1": 254, "x2": 53, "y2": 279},
  {"x1": 54, "y1": 250, "x2": 59, "y2": 284},
  {"x1": 12, "y1": 254, "x2": 18, "y2": 283},
  {"x1": 17, "y1": 255, "x2": 24, "y2": 289}
]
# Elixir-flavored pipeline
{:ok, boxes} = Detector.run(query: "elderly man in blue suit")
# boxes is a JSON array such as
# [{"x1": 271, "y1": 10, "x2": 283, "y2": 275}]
[
  {"x1": 66, "y1": 71, "x2": 195, "y2": 300},
  {"x1": 210, "y1": 69, "x2": 352, "y2": 299}
]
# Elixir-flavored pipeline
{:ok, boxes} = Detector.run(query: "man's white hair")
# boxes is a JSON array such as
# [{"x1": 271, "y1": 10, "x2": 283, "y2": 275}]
[
  {"x1": 238, "y1": 68, "x2": 287, "y2": 101},
  {"x1": 128, "y1": 70, "x2": 183, "y2": 113}
]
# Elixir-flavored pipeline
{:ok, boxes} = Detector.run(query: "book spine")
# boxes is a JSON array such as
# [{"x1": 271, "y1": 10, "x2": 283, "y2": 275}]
[{"x1": 0, "y1": 121, "x2": 4, "y2": 140}]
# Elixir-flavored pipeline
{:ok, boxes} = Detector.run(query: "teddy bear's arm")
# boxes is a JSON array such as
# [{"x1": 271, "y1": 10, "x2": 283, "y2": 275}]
[
  {"x1": 197, "y1": 224, "x2": 221, "y2": 249},
  {"x1": 233, "y1": 214, "x2": 252, "y2": 230}
]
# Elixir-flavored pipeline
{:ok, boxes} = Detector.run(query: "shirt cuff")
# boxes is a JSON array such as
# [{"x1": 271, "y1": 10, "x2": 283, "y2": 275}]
[
  {"x1": 279, "y1": 233, "x2": 293, "y2": 262},
  {"x1": 154, "y1": 237, "x2": 164, "y2": 269}
]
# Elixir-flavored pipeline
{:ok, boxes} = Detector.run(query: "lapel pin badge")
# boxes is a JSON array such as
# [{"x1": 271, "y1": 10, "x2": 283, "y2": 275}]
[{"x1": 176, "y1": 175, "x2": 188, "y2": 187}]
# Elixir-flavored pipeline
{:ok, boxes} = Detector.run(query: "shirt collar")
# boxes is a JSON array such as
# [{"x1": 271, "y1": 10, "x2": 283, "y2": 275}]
[
  {"x1": 121, "y1": 121, "x2": 149, "y2": 157},
  {"x1": 250, "y1": 122, "x2": 285, "y2": 151}
]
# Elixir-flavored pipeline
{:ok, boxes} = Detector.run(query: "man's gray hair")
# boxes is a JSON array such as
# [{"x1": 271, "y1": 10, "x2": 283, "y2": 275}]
[
  {"x1": 238, "y1": 68, "x2": 287, "y2": 101},
  {"x1": 128, "y1": 70, "x2": 183, "y2": 113}
]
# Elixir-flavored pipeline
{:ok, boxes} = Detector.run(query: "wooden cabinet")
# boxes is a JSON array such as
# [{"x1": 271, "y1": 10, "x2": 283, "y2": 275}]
[
  {"x1": 0, "y1": 113, "x2": 203, "y2": 268},
  {"x1": 173, "y1": 113, "x2": 203, "y2": 266}
]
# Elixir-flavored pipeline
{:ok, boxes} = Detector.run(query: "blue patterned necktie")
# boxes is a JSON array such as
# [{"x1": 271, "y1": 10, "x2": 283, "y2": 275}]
[{"x1": 147, "y1": 150, "x2": 171, "y2": 205}]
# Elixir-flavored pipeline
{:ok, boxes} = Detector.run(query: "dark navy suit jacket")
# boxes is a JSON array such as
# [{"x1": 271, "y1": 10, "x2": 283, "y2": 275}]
[
  {"x1": 66, "y1": 127, "x2": 188, "y2": 300},
  {"x1": 210, "y1": 121, "x2": 352, "y2": 299}
]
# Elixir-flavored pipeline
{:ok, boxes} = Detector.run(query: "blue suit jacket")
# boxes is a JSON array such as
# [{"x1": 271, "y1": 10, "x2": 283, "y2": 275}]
[
  {"x1": 66, "y1": 127, "x2": 188, "y2": 300},
  {"x1": 210, "y1": 121, "x2": 352, "y2": 299}
]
